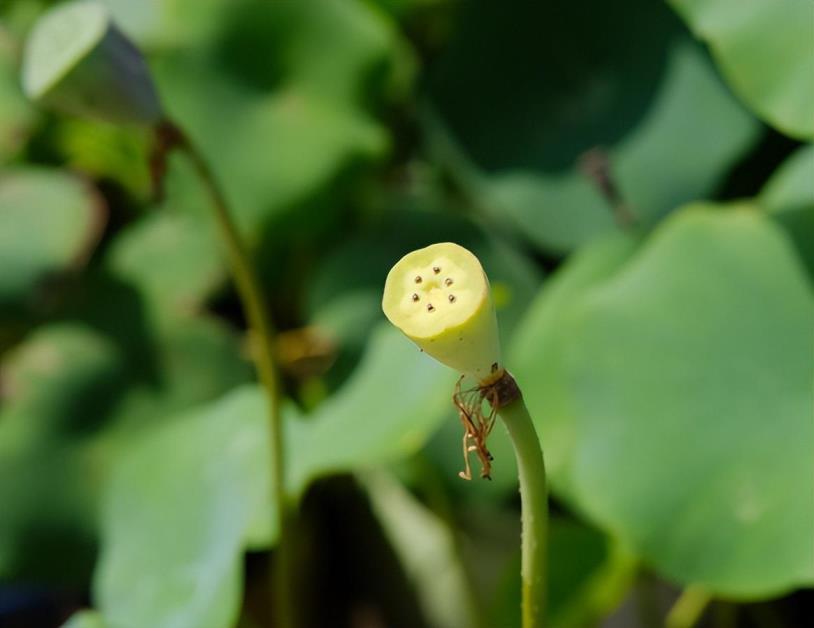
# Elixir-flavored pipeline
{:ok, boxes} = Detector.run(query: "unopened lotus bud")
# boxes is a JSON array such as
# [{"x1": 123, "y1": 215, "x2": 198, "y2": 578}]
[
  {"x1": 22, "y1": 0, "x2": 161, "y2": 125},
  {"x1": 382, "y1": 242, "x2": 502, "y2": 383}
]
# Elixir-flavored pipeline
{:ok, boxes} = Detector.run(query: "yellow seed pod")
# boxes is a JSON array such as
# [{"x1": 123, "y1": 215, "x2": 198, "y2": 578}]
[{"x1": 382, "y1": 242, "x2": 502, "y2": 383}]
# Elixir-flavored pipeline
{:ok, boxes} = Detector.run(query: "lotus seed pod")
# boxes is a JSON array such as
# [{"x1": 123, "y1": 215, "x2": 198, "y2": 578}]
[
  {"x1": 382, "y1": 242, "x2": 502, "y2": 383},
  {"x1": 22, "y1": 0, "x2": 162, "y2": 125}
]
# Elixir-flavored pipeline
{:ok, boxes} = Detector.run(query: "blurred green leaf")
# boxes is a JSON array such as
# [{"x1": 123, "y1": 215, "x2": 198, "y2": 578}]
[
  {"x1": 94, "y1": 325, "x2": 455, "y2": 625},
  {"x1": 364, "y1": 471, "x2": 482, "y2": 628},
  {"x1": 95, "y1": 386, "x2": 260, "y2": 628},
  {"x1": 489, "y1": 518, "x2": 636, "y2": 628},
  {"x1": 761, "y1": 145, "x2": 814, "y2": 214},
  {"x1": 669, "y1": 0, "x2": 814, "y2": 139},
  {"x1": 0, "y1": 29, "x2": 36, "y2": 164},
  {"x1": 0, "y1": 167, "x2": 103, "y2": 321},
  {"x1": 760, "y1": 144, "x2": 814, "y2": 279},
  {"x1": 511, "y1": 232, "x2": 640, "y2": 494},
  {"x1": 424, "y1": 0, "x2": 758, "y2": 253},
  {"x1": 150, "y1": 0, "x2": 404, "y2": 235},
  {"x1": 104, "y1": 156, "x2": 225, "y2": 322},
  {"x1": 0, "y1": 324, "x2": 125, "y2": 581},
  {"x1": 61, "y1": 609, "x2": 105, "y2": 628},
  {"x1": 54, "y1": 117, "x2": 152, "y2": 198},
  {"x1": 0, "y1": 314, "x2": 250, "y2": 583},
  {"x1": 515, "y1": 204, "x2": 814, "y2": 596},
  {"x1": 286, "y1": 325, "x2": 454, "y2": 496}
]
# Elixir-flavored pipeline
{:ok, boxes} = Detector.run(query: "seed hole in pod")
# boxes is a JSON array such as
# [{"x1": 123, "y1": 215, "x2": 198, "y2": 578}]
[
  {"x1": 427, "y1": 303, "x2": 435, "y2": 312},
  {"x1": 411, "y1": 293, "x2": 419, "y2": 302},
  {"x1": 444, "y1": 278, "x2": 453, "y2": 286},
  {"x1": 448, "y1": 294, "x2": 456, "y2": 303},
  {"x1": 414, "y1": 276, "x2": 422, "y2": 284},
  {"x1": 433, "y1": 266, "x2": 441, "y2": 274}
]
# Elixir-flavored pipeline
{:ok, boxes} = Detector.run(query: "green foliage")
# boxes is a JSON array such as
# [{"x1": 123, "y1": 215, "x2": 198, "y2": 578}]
[
  {"x1": 2, "y1": 0, "x2": 812, "y2": 625},
  {"x1": 0, "y1": 168, "x2": 102, "y2": 323},
  {"x1": 425, "y1": 0, "x2": 758, "y2": 253},
  {"x1": 670, "y1": 0, "x2": 814, "y2": 139},
  {"x1": 514, "y1": 205, "x2": 814, "y2": 597},
  {"x1": 95, "y1": 326, "x2": 452, "y2": 627}
]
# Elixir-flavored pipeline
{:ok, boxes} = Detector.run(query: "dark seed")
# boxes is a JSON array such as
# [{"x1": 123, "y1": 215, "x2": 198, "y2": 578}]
[
  {"x1": 448, "y1": 294, "x2": 456, "y2": 303},
  {"x1": 433, "y1": 266, "x2": 441, "y2": 274},
  {"x1": 427, "y1": 303, "x2": 435, "y2": 312},
  {"x1": 444, "y1": 278, "x2": 453, "y2": 286},
  {"x1": 414, "y1": 276, "x2": 422, "y2": 283},
  {"x1": 411, "y1": 293, "x2": 419, "y2": 302}
]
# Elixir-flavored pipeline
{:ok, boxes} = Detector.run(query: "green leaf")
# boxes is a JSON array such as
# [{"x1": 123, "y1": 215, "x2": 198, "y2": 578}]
[
  {"x1": 151, "y1": 0, "x2": 404, "y2": 234},
  {"x1": 516, "y1": 204, "x2": 814, "y2": 596},
  {"x1": 95, "y1": 387, "x2": 260, "y2": 628},
  {"x1": 94, "y1": 325, "x2": 454, "y2": 626},
  {"x1": 760, "y1": 145, "x2": 814, "y2": 279},
  {"x1": 54, "y1": 117, "x2": 153, "y2": 198},
  {"x1": 511, "y1": 233, "x2": 640, "y2": 494},
  {"x1": 0, "y1": 324, "x2": 125, "y2": 581},
  {"x1": 669, "y1": 0, "x2": 814, "y2": 139},
  {"x1": 0, "y1": 29, "x2": 36, "y2": 164},
  {"x1": 424, "y1": 0, "x2": 758, "y2": 253},
  {"x1": 0, "y1": 315, "x2": 250, "y2": 583},
  {"x1": 61, "y1": 610, "x2": 106, "y2": 628},
  {"x1": 104, "y1": 156, "x2": 225, "y2": 322},
  {"x1": 0, "y1": 167, "x2": 103, "y2": 315},
  {"x1": 489, "y1": 518, "x2": 636, "y2": 628},
  {"x1": 286, "y1": 325, "x2": 455, "y2": 496}
]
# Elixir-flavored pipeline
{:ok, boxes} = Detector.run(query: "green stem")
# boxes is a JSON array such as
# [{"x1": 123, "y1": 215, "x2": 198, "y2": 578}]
[
  {"x1": 666, "y1": 586, "x2": 711, "y2": 628},
  {"x1": 498, "y1": 390, "x2": 548, "y2": 628},
  {"x1": 167, "y1": 121, "x2": 294, "y2": 628}
]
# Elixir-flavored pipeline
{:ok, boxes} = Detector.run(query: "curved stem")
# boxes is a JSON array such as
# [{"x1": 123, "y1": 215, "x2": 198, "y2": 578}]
[
  {"x1": 666, "y1": 586, "x2": 711, "y2": 628},
  {"x1": 497, "y1": 389, "x2": 548, "y2": 628},
  {"x1": 162, "y1": 120, "x2": 294, "y2": 628}
]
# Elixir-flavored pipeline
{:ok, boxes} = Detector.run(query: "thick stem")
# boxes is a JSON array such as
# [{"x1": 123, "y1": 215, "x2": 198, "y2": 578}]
[
  {"x1": 496, "y1": 383, "x2": 548, "y2": 628},
  {"x1": 666, "y1": 586, "x2": 711, "y2": 628},
  {"x1": 161, "y1": 120, "x2": 294, "y2": 628}
]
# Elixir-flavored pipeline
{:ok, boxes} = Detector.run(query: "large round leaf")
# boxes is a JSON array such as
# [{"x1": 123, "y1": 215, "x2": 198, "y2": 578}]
[
  {"x1": 511, "y1": 233, "x2": 640, "y2": 495},
  {"x1": 670, "y1": 0, "x2": 814, "y2": 139},
  {"x1": 424, "y1": 0, "x2": 757, "y2": 253},
  {"x1": 516, "y1": 205, "x2": 813, "y2": 596}
]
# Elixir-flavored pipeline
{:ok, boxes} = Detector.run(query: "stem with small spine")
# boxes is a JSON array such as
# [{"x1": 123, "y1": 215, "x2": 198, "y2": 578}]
[{"x1": 496, "y1": 381, "x2": 548, "y2": 628}]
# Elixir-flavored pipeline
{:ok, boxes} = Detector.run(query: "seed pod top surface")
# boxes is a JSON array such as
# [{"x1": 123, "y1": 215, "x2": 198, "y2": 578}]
[{"x1": 382, "y1": 242, "x2": 502, "y2": 383}]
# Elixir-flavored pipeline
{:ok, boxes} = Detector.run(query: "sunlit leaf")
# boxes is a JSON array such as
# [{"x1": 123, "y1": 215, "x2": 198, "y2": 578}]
[{"x1": 669, "y1": 0, "x2": 814, "y2": 139}]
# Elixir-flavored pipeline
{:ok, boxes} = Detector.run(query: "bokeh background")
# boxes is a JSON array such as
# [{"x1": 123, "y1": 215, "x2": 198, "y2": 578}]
[{"x1": 0, "y1": 0, "x2": 812, "y2": 627}]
